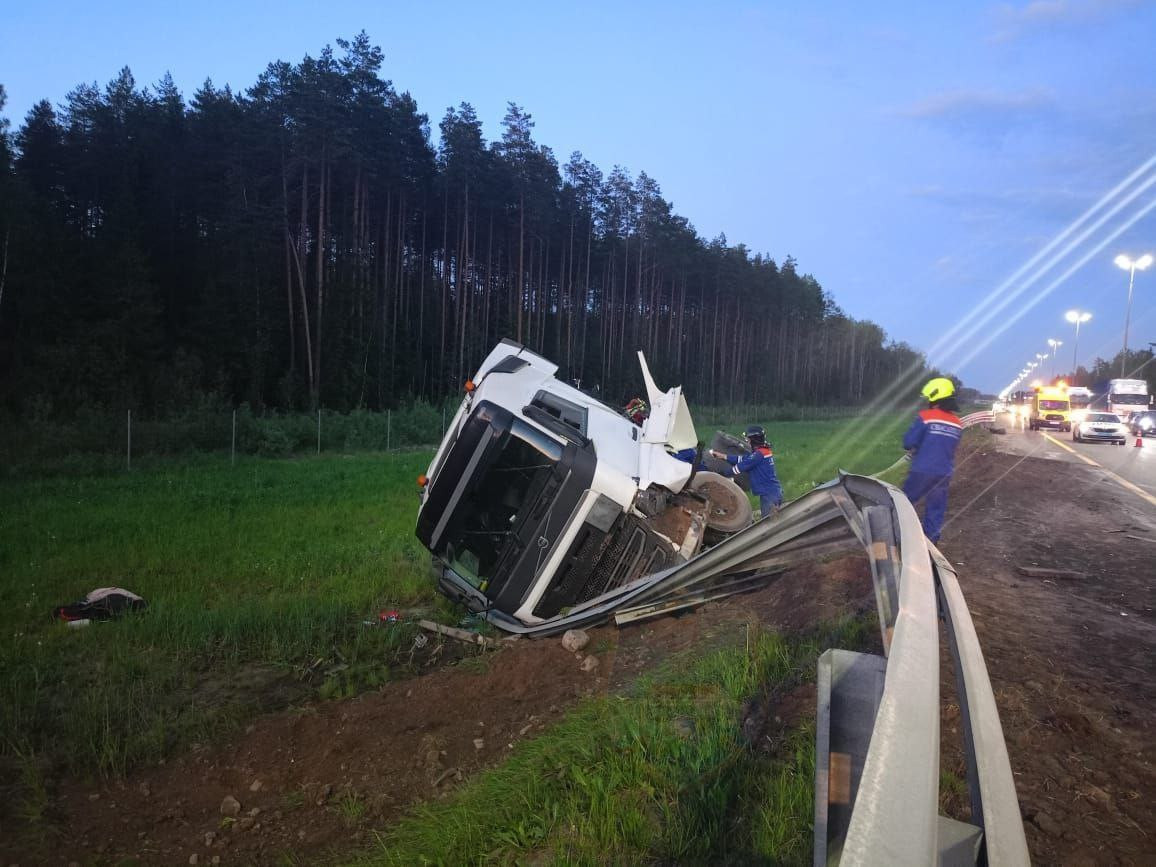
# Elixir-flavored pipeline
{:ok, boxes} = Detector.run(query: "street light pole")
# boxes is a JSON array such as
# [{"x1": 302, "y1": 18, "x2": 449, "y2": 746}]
[
  {"x1": 1065, "y1": 310, "x2": 1092, "y2": 385},
  {"x1": 1123, "y1": 262, "x2": 1136, "y2": 377},
  {"x1": 1115, "y1": 253, "x2": 1153, "y2": 377},
  {"x1": 1047, "y1": 339, "x2": 1062, "y2": 380}
]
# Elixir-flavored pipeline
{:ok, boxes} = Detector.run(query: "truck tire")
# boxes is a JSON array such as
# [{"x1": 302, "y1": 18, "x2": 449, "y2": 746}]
[{"x1": 688, "y1": 472, "x2": 752, "y2": 534}]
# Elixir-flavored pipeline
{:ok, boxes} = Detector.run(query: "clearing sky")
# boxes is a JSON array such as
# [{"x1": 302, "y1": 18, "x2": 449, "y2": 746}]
[{"x1": 3, "y1": 0, "x2": 1155, "y2": 392}]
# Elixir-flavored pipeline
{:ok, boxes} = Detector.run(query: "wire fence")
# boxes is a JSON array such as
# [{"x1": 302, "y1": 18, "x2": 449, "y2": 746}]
[
  {"x1": 1, "y1": 403, "x2": 458, "y2": 474},
  {"x1": 0, "y1": 400, "x2": 881, "y2": 476}
]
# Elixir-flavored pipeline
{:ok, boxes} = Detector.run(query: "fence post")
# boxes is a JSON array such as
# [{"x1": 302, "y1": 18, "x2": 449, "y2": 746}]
[
  {"x1": 231, "y1": 409, "x2": 237, "y2": 466},
  {"x1": 386, "y1": 409, "x2": 391, "y2": 452},
  {"x1": 126, "y1": 409, "x2": 132, "y2": 471},
  {"x1": 317, "y1": 409, "x2": 321, "y2": 455}
]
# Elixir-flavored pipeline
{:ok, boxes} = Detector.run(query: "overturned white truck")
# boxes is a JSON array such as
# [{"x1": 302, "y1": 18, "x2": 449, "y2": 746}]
[
  {"x1": 416, "y1": 338, "x2": 751, "y2": 627},
  {"x1": 416, "y1": 340, "x2": 1030, "y2": 865}
]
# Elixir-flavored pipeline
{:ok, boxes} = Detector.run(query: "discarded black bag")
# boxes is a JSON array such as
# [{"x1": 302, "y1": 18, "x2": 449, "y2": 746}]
[{"x1": 52, "y1": 587, "x2": 147, "y2": 622}]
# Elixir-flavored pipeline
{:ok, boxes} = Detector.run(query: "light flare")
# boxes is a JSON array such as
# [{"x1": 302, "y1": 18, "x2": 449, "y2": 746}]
[{"x1": 789, "y1": 153, "x2": 1156, "y2": 486}]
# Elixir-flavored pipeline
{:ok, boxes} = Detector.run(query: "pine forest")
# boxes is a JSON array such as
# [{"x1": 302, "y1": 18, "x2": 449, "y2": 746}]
[{"x1": 0, "y1": 34, "x2": 928, "y2": 419}]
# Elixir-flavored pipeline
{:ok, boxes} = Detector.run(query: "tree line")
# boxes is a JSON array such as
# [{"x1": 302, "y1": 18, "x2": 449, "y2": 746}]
[
  {"x1": 0, "y1": 34, "x2": 930, "y2": 418},
  {"x1": 1057, "y1": 347, "x2": 1156, "y2": 393}
]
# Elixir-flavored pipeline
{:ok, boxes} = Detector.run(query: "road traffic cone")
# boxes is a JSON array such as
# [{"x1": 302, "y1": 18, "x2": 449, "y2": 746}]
[{"x1": 1136, "y1": 435, "x2": 1143, "y2": 448}]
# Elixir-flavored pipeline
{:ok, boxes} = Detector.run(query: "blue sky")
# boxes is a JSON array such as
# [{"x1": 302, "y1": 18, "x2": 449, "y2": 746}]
[{"x1": 3, "y1": 0, "x2": 1156, "y2": 392}]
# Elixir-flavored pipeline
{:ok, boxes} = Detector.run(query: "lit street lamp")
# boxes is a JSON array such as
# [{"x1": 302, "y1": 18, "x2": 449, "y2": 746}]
[
  {"x1": 1114, "y1": 253, "x2": 1153, "y2": 377},
  {"x1": 1065, "y1": 310, "x2": 1091, "y2": 384},
  {"x1": 1047, "y1": 339, "x2": 1062, "y2": 379}
]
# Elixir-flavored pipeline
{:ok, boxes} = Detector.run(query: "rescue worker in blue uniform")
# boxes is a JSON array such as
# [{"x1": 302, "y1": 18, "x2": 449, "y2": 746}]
[
  {"x1": 902, "y1": 377, "x2": 963, "y2": 543},
  {"x1": 709, "y1": 425, "x2": 783, "y2": 517}
]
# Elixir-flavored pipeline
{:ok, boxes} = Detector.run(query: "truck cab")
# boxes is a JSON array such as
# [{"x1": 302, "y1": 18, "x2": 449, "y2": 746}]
[
  {"x1": 1010, "y1": 390, "x2": 1035, "y2": 424},
  {"x1": 1067, "y1": 386, "x2": 1092, "y2": 424},
  {"x1": 1104, "y1": 378, "x2": 1151, "y2": 422},
  {"x1": 415, "y1": 340, "x2": 738, "y2": 626}
]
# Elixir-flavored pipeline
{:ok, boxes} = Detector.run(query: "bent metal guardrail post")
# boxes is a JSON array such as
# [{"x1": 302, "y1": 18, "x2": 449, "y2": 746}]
[{"x1": 481, "y1": 475, "x2": 1028, "y2": 865}]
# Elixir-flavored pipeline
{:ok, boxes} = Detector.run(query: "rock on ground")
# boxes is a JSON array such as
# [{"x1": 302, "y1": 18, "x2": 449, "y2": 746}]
[{"x1": 561, "y1": 629, "x2": 590, "y2": 653}]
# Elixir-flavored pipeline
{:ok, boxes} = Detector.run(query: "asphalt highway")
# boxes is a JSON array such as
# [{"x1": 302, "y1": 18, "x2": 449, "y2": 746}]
[{"x1": 993, "y1": 410, "x2": 1156, "y2": 509}]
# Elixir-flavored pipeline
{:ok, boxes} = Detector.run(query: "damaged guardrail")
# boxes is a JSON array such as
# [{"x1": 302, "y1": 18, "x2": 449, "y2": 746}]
[
  {"x1": 481, "y1": 473, "x2": 1028, "y2": 865},
  {"x1": 814, "y1": 475, "x2": 1029, "y2": 866}
]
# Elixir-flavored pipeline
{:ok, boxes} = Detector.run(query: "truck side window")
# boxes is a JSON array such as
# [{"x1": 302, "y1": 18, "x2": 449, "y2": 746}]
[{"x1": 530, "y1": 390, "x2": 588, "y2": 435}]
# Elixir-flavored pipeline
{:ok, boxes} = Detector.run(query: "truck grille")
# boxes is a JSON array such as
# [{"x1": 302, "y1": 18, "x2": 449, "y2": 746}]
[
  {"x1": 575, "y1": 525, "x2": 632, "y2": 604},
  {"x1": 574, "y1": 520, "x2": 671, "y2": 605}
]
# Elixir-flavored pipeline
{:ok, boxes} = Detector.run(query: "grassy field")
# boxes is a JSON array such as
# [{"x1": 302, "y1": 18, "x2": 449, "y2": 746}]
[
  {"x1": 710, "y1": 413, "x2": 910, "y2": 500},
  {"x1": 0, "y1": 412, "x2": 909, "y2": 790},
  {"x1": 0, "y1": 452, "x2": 441, "y2": 781},
  {"x1": 360, "y1": 618, "x2": 872, "y2": 866}
]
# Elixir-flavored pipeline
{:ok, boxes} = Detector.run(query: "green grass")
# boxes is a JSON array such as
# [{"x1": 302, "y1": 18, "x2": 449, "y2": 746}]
[
  {"x1": 357, "y1": 618, "x2": 873, "y2": 866},
  {"x1": 334, "y1": 789, "x2": 369, "y2": 828},
  {"x1": 707, "y1": 414, "x2": 911, "y2": 500},
  {"x1": 0, "y1": 452, "x2": 442, "y2": 779},
  {"x1": 0, "y1": 410, "x2": 910, "y2": 789}
]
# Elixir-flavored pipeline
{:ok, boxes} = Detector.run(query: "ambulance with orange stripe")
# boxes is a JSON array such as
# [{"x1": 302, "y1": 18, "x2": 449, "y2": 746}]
[{"x1": 1027, "y1": 384, "x2": 1071, "y2": 432}]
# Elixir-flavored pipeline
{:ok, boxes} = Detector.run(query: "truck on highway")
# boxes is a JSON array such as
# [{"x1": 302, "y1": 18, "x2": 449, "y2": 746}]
[
  {"x1": 1028, "y1": 384, "x2": 1071, "y2": 431},
  {"x1": 1067, "y1": 385, "x2": 1093, "y2": 424},
  {"x1": 414, "y1": 340, "x2": 751, "y2": 626},
  {"x1": 1093, "y1": 378, "x2": 1151, "y2": 422}
]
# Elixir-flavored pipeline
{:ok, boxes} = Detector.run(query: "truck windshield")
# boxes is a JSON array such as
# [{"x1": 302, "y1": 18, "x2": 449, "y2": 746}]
[
  {"x1": 437, "y1": 421, "x2": 563, "y2": 590},
  {"x1": 1039, "y1": 400, "x2": 1068, "y2": 410},
  {"x1": 1110, "y1": 393, "x2": 1148, "y2": 405}
]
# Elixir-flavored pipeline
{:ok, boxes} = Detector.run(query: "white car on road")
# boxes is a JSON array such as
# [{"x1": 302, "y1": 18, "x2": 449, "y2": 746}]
[{"x1": 1072, "y1": 412, "x2": 1128, "y2": 445}]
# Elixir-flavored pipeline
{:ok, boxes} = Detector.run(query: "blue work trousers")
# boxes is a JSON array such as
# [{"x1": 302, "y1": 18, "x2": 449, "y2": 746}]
[
  {"x1": 758, "y1": 494, "x2": 780, "y2": 518},
  {"x1": 902, "y1": 471, "x2": 951, "y2": 542}
]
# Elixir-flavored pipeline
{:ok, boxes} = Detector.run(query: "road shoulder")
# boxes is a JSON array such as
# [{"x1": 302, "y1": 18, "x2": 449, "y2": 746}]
[{"x1": 936, "y1": 435, "x2": 1155, "y2": 862}]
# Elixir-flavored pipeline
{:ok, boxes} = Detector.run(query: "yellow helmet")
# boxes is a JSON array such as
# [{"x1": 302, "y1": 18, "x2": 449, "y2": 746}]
[{"x1": 921, "y1": 377, "x2": 955, "y2": 402}]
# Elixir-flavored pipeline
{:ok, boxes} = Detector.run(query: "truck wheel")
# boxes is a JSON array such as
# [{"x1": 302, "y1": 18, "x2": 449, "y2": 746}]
[{"x1": 688, "y1": 472, "x2": 753, "y2": 533}]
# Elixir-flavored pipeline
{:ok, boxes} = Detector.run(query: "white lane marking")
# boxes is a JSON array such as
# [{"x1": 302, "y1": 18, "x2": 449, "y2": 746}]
[{"x1": 1043, "y1": 433, "x2": 1156, "y2": 509}]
